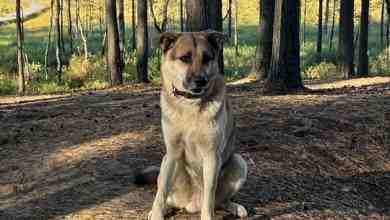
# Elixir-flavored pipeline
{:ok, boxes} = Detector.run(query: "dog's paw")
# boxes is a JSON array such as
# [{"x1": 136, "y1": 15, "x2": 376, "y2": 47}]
[
  {"x1": 221, "y1": 202, "x2": 248, "y2": 218},
  {"x1": 235, "y1": 203, "x2": 248, "y2": 218}
]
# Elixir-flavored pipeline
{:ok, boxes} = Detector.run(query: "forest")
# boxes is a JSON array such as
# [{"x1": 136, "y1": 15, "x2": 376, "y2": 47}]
[{"x1": 0, "y1": 0, "x2": 389, "y2": 219}]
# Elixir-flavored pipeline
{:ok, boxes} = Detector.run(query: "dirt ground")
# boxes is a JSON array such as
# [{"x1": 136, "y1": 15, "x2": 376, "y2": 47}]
[{"x1": 0, "y1": 77, "x2": 390, "y2": 220}]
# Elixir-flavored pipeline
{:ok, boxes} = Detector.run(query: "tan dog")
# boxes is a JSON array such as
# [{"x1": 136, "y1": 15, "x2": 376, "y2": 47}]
[{"x1": 149, "y1": 31, "x2": 248, "y2": 220}]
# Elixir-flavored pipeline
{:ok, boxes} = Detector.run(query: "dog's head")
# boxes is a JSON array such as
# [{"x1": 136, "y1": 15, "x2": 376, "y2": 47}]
[{"x1": 160, "y1": 31, "x2": 226, "y2": 98}]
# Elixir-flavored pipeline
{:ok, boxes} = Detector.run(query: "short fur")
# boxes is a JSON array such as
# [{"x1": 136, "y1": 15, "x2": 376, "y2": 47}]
[{"x1": 149, "y1": 31, "x2": 248, "y2": 220}]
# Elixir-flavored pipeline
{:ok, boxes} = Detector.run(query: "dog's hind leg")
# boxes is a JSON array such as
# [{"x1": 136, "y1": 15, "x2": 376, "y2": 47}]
[{"x1": 216, "y1": 154, "x2": 248, "y2": 218}]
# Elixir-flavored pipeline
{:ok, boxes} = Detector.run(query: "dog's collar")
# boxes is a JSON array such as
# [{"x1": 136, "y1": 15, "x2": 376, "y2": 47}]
[{"x1": 172, "y1": 85, "x2": 203, "y2": 99}]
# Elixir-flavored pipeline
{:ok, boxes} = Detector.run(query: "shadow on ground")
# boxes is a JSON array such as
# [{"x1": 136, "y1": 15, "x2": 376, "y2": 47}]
[{"x1": 0, "y1": 82, "x2": 389, "y2": 219}]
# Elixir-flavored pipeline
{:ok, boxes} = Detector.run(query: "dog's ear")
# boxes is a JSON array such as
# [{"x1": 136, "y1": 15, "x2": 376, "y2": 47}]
[
  {"x1": 160, "y1": 32, "x2": 180, "y2": 54},
  {"x1": 204, "y1": 30, "x2": 227, "y2": 53}
]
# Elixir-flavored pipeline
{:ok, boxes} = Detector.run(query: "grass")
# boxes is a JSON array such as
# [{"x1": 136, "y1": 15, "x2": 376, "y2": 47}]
[{"x1": 0, "y1": 0, "x2": 389, "y2": 95}]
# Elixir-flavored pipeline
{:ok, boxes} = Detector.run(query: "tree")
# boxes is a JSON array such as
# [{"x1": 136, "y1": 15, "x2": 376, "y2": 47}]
[
  {"x1": 150, "y1": 0, "x2": 171, "y2": 33},
  {"x1": 381, "y1": 0, "x2": 385, "y2": 47},
  {"x1": 16, "y1": 0, "x2": 25, "y2": 94},
  {"x1": 338, "y1": 0, "x2": 354, "y2": 79},
  {"x1": 358, "y1": 0, "x2": 369, "y2": 76},
  {"x1": 136, "y1": 0, "x2": 149, "y2": 83},
  {"x1": 324, "y1": 0, "x2": 330, "y2": 37},
  {"x1": 185, "y1": 0, "x2": 224, "y2": 73},
  {"x1": 106, "y1": 0, "x2": 123, "y2": 85},
  {"x1": 67, "y1": 0, "x2": 72, "y2": 53},
  {"x1": 180, "y1": 0, "x2": 184, "y2": 32},
  {"x1": 329, "y1": 0, "x2": 337, "y2": 50},
  {"x1": 252, "y1": 0, "x2": 275, "y2": 80},
  {"x1": 185, "y1": 0, "x2": 208, "y2": 31},
  {"x1": 117, "y1": 0, "x2": 125, "y2": 69},
  {"x1": 55, "y1": 0, "x2": 63, "y2": 81},
  {"x1": 44, "y1": 0, "x2": 55, "y2": 78},
  {"x1": 131, "y1": 0, "x2": 136, "y2": 51},
  {"x1": 317, "y1": 0, "x2": 323, "y2": 62},
  {"x1": 265, "y1": 0, "x2": 303, "y2": 92}
]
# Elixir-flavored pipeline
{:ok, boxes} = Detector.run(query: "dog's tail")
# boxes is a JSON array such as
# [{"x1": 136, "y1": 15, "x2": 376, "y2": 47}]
[{"x1": 134, "y1": 166, "x2": 160, "y2": 185}]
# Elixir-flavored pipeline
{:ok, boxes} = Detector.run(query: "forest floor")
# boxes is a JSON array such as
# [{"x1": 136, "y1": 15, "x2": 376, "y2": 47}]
[{"x1": 0, "y1": 77, "x2": 390, "y2": 220}]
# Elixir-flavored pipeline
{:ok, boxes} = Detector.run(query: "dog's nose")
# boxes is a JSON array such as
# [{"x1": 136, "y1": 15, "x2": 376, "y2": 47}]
[{"x1": 194, "y1": 75, "x2": 208, "y2": 88}]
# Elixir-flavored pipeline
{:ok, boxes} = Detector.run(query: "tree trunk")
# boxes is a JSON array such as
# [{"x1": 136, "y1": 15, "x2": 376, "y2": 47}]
[
  {"x1": 180, "y1": 0, "x2": 184, "y2": 32},
  {"x1": 358, "y1": 0, "x2": 369, "y2": 76},
  {"x1": 265, "y1": 0, "x2": 303, "y2": 93},
  {"x1": 60, "y1": 0, "x2": 65, "y2": 53},
  {"x1": 16, "y1": 0, "x2": 25, "y2": 94},
  {"x1": 329, "y1": 0, "x2": 336, "y2": 50},
  {"x1": 75, "y1": 0, "x2": 80, "y2": 34},
  {"x1": 358, "y1": 0, "x2": 370, "y2": 76},
  {"x1": 106, "y1": 0, "x2": 123, "y2": 85},
  {"x1": 338, "y1": 0, "x2": 354, "y2": 79},
  {"x1": 45, "y1": 0, "x2": 54, "y2": 78},
  {"x1": 185, "y1": 0, "x2": 208, "y2": 31},
  {"x1": 317, "y1": 0, "x2": 323, "y2": 62},
  {"x1": 67, "y1": 0, "x2": 73, "y2": 53},
  {"x1": 55, "y1": 0, "x2": 63, "y2": 81},
  {"x1": 303, "y1": 0, "x2": 307, "y2": 46},
  {"x1": 324, "y1": 0, "x2": 330, "y2": 38},
  {"x1": 117, "y1": 0, "x2": 125, "y2": 70},
  {"x1": 131, "y1": 0, "x2": 136, "y2": 51},
  {"x1": 228, "y1": 0, "x2": 232, "y2": 38},
  {"x1": 185, "y1": 0, "x2": 224, "y2": 74},
  {"x1": 136, "y1": 0, "x2": 149, "y2": 83},
  {"x1": 252, "y1": 0, "x2": 274, "y2": 80},
  {"x1": 381, "y1": 0, "x2": 385, "y2": 47},
  {"x1": 234, "y1": 0, "x2": 238, "y2": 56}
]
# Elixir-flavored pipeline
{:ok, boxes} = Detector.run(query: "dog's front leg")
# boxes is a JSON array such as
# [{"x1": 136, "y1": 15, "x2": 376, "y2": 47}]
[
  {"x1": 202, "y1": 152, "x2": 221, "y2": 220},
  {"x1": 150, "y1": 155, "x2": 176, "y2": 220}
]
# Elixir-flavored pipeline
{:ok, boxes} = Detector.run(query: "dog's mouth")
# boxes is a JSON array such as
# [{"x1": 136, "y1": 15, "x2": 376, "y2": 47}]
[{"x1": 172, "y1": 85, "x2": 205, "y2": 99}]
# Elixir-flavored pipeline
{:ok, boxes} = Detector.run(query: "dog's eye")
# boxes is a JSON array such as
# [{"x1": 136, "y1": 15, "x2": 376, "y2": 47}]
[
  {"x1": 179, "y1": 54, "x2": 192, "y2": 64},
  {"x1": 202, "y1": 53, "x2": 214, "y2": 64}
]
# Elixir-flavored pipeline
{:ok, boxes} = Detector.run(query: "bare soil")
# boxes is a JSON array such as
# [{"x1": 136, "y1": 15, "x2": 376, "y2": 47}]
[{"x1": 0, "y1": 78, "x2": 390, "y2": 220}]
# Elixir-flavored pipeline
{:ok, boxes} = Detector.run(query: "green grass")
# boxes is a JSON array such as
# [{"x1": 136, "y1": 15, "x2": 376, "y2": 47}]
[{"x1": 0, "y1": 0, "x2": 389, "y2": 95}]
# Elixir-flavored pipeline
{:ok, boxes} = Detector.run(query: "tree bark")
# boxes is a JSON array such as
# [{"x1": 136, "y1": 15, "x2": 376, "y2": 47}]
[
  {"x1": 106, "y1": 0, "x2": 123, "y2": 85},
  {"x1": 131, "y1": 0, "x2": 136, "y2": 51},
  {"x1": 180, "y1": 0, "x2": 184, "y2": 31},
  {"x1": 60, "y1": 0, "x2": 65, "y2": 53},
  {"x1": 358, "y1": 0, "x2": 369, "y2": 76},
  {"x1": 303, "y1": 0, "x2": 307, "y2": 46},
  {"x1": 185, "y1": 0, "x2": 208, "y2": 31},
  {"x1": 117, "y1": 0, "x2": 125, "y2": 70},
  {"x1": 55, "y1": 0, "x2": 63, "y2": 81},
  {"x1": 67, "y1": 0, "x2": 73, "y2": 53},
  {"x1": 228, "y1": 0, "x2": 232, "y2": 38},
  {"x1": 252, "y1": 0, "x2": 274, "y2": 80},
  {"x1": 16, "y1": 0, "x2": 25, "y2": 94},
  {"x1": 329, "y1": 0, "x2": 336, "y2": 50},
  {"x1": 265, "y1": 0, "x2": 303, "y2": 93},
  {"x1": 45, "y1": 0, "x2": 54, "y2": 78},
  {"x1": 338, "y1": 0, "x2": 354, "y2": 79},
  {"x1": 381, "y1": 0, "x2": 385, "y2": 47},
  {"x1": 324, "y1": 0, "x2": 330, "y2": 38},
  {"x1": 185, "y1": 0, "x2": 224, "y2": 74},
  {"x1": 136, "y1": 0, "x2": 149, "y2": 83},
  {"x1": 317, "y1": 0, "x2": 323, "y2": 62}
]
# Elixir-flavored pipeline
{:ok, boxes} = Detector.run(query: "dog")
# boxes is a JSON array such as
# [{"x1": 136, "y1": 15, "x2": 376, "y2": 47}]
[{"x1": 147, "y1": 31, "x2": 248, "y2": 220}]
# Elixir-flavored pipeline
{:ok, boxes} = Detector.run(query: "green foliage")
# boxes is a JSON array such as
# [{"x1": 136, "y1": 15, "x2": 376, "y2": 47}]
[
  {"x1": 0, "y1": 78, "x2": 17, "y2": 95},
  {"x1": 370, "y1": 47, "x2": 390, "y2": 76},
  {"x1": 224, "y1": 44, "x2": 256, "y2": 81},
  {"x1": 65, "y1": 55, "x2": 108, "y2": 88},
  {"x1": 303, "y1": 62, "x2": 339, "y2": 80}
]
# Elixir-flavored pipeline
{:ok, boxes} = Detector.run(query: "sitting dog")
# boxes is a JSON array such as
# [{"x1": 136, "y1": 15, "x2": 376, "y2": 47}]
[{"x1": 148, "y1": 31, "x2": 248, "y2": 220}]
